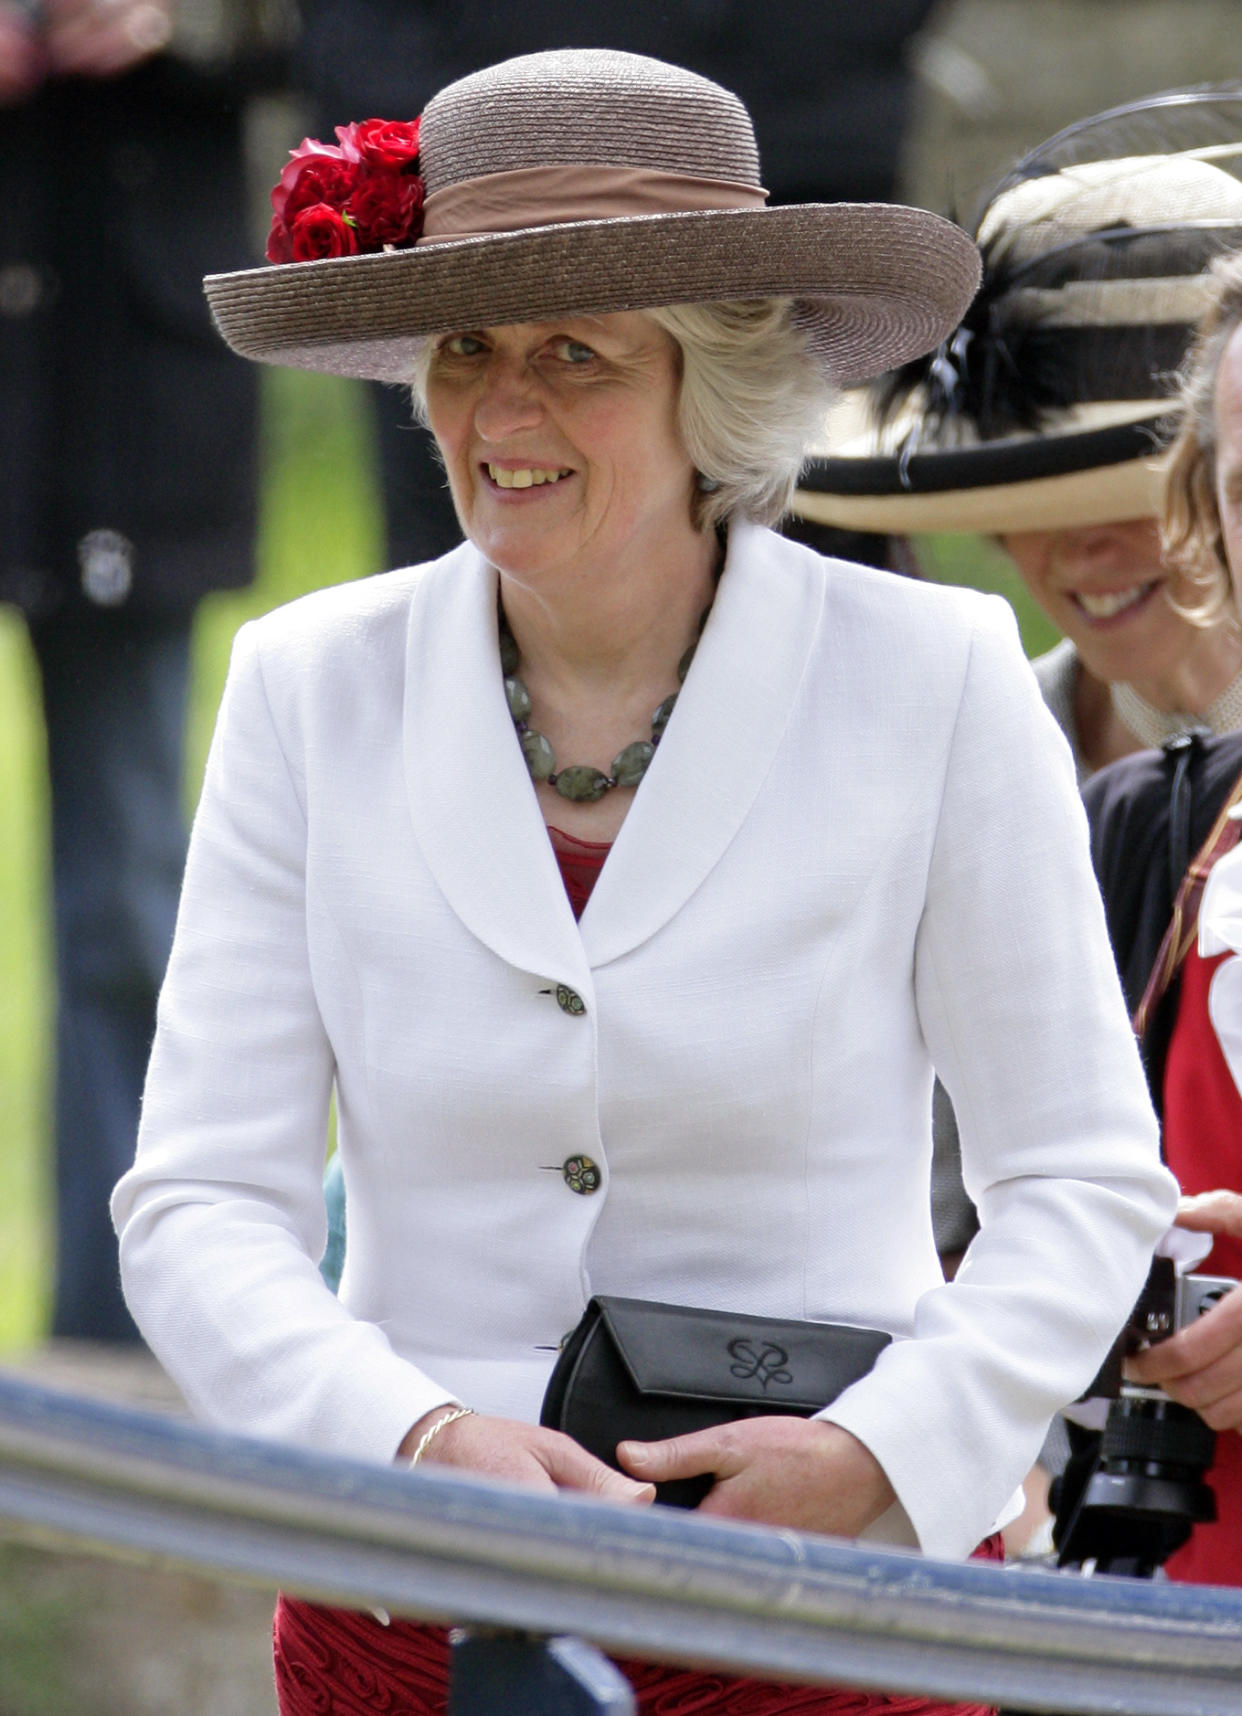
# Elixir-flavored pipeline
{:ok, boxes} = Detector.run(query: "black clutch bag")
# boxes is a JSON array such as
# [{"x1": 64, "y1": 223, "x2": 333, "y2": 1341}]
[{"x1": 540, "y1": 1295, "x2": 891, "y2": 1508}]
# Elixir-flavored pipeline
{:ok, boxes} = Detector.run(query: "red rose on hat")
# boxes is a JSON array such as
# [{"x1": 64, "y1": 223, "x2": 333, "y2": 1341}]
[
  {"x1": 349, "y1": 172, "x2": 426, "y2": 249},
  {"x1": 267, "y1": 141, "x2": 361, "y2": 262},
  {"x1": 336, "y1": 118, "x2": 421, "y2": 173},
  {"x1": 266, "y1": 121, "x2": 424, "y2": 263},
  {"x1": 289, "y1": 204, "x2": 361, "y2": 261},
  {"x1": 271, "y1": 141, "x2": 357, "y2": 221}
]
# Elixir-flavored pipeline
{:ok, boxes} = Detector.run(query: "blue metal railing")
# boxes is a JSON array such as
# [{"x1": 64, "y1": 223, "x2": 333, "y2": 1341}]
[{"x1": 1, "y1": 1368, "x2": 1241, "y2": 1715}]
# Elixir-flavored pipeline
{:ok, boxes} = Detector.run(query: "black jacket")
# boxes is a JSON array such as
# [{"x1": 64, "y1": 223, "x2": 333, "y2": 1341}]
[
  {"x1": 1084, "y1": 730, "x2": 1242, "y2": 1111},
  {"x1": 0, "y1": 49, "x2": 275, "y2": 618}
]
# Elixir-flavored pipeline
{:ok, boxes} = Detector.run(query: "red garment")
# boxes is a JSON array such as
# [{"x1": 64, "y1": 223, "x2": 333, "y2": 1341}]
[
  {"x1": 274, "y1": 1539, "x2": 1003, "y2": 1715},
  {"x1": 548, "y1": 823, "x2": 611, "y2": 919},
  {"x1": 1160, "y1": 941, "x2": 1242, "y2": 1586}
]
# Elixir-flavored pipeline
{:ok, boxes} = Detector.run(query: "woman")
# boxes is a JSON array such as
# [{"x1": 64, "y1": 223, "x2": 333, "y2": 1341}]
[
  {"x1": 112, "y1": 49, "x2": 1175, "y2": 1713},
  {"x1": 791, "y1": 88, "x2": 1242, "y2": 782},
  {"x1": 1084, "y1": 249, "x2": 1242, "y2": 1587}
]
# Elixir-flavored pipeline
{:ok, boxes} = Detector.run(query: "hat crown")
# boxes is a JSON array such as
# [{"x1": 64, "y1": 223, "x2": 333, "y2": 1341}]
[
  {"x1": 419, "y1": 49, "x2": 762, "y2": 199},
  {"x1": 979, "y1": 151, "x2": 1242, "y2": 271}
]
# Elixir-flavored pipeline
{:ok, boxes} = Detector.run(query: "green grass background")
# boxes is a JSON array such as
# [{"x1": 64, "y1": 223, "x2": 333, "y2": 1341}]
[{"x1": 0, "y1": 374, "x2": 1057, "y2": 1352}]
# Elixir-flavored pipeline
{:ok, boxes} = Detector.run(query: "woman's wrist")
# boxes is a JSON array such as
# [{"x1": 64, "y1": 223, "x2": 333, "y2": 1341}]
[{"x1": 401, "y1": 1403, "x2": 476, "y2": 1466}]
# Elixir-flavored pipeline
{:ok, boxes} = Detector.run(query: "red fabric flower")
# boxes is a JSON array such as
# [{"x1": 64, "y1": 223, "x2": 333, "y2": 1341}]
[
  {"x1": 265, "y1": 213, "x2": 294, "y2": 264},
  {"x1": 289, "y1": 203, "x2": 360, "y2": 261},
  {"x1": 348, "y1": 171, "x2": 426, "y2": 248},
  {"x1": 271, "y1": 145, "x2": 358, "y2": 223},
  {"x1": 336, "y1": 118, "x2": 421, "y2": 172},
  {"x1": 266, "y1": 120, "x2": 424, "y2": 263}
]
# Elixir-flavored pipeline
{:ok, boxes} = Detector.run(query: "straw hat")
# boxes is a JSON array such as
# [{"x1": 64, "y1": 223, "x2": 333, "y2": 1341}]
[
  {"x1": 204, "y1": 48, "x2": 980, "y2": 388},
  {"x1": 792, "y1": 87, "x2": 1242, "y2": 536}
]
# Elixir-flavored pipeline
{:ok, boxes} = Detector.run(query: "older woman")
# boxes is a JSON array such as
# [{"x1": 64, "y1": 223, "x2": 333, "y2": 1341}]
[{"x1": 112, "y1": 49, "x2": 1175, "y2": 1715}]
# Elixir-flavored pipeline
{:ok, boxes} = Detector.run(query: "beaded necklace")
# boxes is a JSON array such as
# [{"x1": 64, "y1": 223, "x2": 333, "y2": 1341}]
[
  {"x1": 1111, "y1": 670, "x2": 1242, "y2": 748},
  {"x1": 500, "y1": 599, "x2": 712, "y2": 803}
]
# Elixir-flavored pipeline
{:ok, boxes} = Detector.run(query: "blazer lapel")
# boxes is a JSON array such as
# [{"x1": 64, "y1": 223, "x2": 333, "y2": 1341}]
[
  {"x1": 579, "y1": 521, "x2": 825, "y2": 967},
  {"x1": 402, "y1": 544, "x2": 591, "y2": 989}
]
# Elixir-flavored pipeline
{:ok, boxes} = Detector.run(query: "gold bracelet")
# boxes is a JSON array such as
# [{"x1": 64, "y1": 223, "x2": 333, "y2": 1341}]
[{"x1": 408, "y1": 1404, "x2": 476, "y2": 1467}]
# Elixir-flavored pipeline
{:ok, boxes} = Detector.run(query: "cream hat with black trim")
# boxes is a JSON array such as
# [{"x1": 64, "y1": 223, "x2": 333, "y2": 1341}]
[{"x1": 792, "y1": 87, "x2": 1242, "y2": 535}]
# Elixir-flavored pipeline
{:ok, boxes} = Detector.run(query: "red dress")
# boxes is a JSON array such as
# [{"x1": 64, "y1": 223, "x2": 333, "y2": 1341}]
[
  {"x1": 273, "y1": 1579, "x2": 1002, "y2": 1716},
  {"x1": 273, "y1": 829, "x2": 1003, "y2": 1713},
  {"x1": 1159, "y1": 941, "x2": 1242, "y2": 1587}
]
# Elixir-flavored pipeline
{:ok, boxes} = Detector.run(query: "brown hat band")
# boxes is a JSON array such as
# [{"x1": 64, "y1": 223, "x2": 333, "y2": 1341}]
[{"x1": 420, "y1": 164, "x2": 768, "y2": 244}]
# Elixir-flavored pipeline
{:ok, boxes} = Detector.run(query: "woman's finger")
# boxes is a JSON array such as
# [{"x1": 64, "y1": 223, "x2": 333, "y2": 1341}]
[
  {"x1": 1127, "y1": 1280, "x2": 1242, "y2": 1419},
  {"x1": 536, "y1": 1432, "x2": 656, "y2": 1503},
  {"x1": 414, "y1": 1413, "x2": 654, "y2": 1503},
  {"x1": 616, "y1": 1427, "x2": 725, "y2": 1485},
  {"x1": 1174, "y1": 1190, "x2": 1242, "y2": 1240}
]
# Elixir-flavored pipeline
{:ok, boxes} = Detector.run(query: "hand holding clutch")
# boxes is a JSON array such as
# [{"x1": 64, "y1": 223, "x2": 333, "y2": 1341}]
[{"x1": 618, "y1": 1415, "x2": 896, "y2": 1536}]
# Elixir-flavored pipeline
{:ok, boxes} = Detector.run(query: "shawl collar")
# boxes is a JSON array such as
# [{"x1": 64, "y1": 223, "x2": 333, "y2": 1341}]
[{"x1": 402, "y1": 523, "x2": 825, "y2": 977}]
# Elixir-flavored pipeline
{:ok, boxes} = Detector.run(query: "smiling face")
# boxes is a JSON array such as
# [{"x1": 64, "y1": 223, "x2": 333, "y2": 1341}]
[
  {"x1": 1000, "y1": 517, "x2": 1199, "y2": 686},
  {"x1": 423, "y1": 313, "x2": 700, "y2": 592},
  {"x1": 1213, "y1": 322, "x2": 1242, "y2": 607}
]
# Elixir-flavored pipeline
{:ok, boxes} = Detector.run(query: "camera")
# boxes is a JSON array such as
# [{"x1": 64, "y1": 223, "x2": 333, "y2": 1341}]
[{"x1": 1050, "y1": 1255, "x2": 1237, "y2": 1577}]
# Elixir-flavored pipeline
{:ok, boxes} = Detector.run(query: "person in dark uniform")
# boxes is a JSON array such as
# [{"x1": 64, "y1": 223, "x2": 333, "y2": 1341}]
[{"x1": 0, "y1": 0, "x2": 285, "y2": 1339}]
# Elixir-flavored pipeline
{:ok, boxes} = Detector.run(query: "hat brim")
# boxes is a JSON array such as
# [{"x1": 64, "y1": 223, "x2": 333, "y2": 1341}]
[
  {"x1": 792, "y1": 415, "x2": 1170, "y2": 534},
  {"x1": 205, "y1": 203, "x2": 980, "y2": 388}
]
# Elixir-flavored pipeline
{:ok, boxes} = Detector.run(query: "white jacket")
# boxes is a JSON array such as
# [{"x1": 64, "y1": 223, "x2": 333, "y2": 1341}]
[
  {"x1": 113, "y1": 521, "x2": 1177, "y2": 1561},
  {"x1": 1198, "y1": 830, "x2": 1242, "y2": 1094}
]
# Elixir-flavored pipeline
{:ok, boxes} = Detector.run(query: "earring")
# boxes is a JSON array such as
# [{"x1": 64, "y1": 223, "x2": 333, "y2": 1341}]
[{"x1": 696, "y1": 472, "x2": 721, "y2": 493}]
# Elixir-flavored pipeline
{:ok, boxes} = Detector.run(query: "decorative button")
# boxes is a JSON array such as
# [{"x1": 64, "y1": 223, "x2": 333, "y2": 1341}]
[
  {"x1": 560, "y1": 1155, "x2": 600, "y2": 1195},
  {"x1": 555, "y1": 984, "x2": 586, "y2": 1015}
]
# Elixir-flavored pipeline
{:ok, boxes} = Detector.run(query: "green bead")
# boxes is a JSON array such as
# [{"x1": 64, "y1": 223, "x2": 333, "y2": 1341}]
[
  {"x1": 521, "y1": 729, "x2": 556, "y2": 781},
  {"x1": 499, "y1": 628, "x2": 519, "y2": 676},
  {"x1": 505, "y1": 674, "x2": 531, "y2": 721},
  {"x1": 611, "y1": 740, "x2": 654, "y2": 787},
  {"x1": 652, "y1": 692, "x2": 678, "y2": 735},
  {"x1": 677, "y1": 640, "x2": 697, "y2": 683},
  {"x1": 555, "y1": 765, "x2": 611, "y2": 803}
]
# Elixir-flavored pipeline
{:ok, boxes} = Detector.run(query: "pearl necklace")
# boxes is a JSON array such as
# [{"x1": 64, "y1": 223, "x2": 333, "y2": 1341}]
[
  {"x1": 1111, "y1": 670, "x2": 1242, "y2": 749},
  {"x1": 499, "y1": 601, "x2": 712, "y2": 803}
]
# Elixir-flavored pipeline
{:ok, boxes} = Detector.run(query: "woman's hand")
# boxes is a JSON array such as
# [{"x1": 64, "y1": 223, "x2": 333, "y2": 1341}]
[
  {"x1": 1126, "y1": 1191, "x2": 1242, "y2": 1431},
  {"x1": 0, "y1": 4, "x2": 44, "y2": 103},
  {"x1": 399, "y1": 1407, "x2": 656, "y2": 1505},
  {"x1": 617, "y1": 1416, "x2": 896, "y2": 1537},
  {"x1": 41, "y1": 0, "x2": 171, "y2": 80}
]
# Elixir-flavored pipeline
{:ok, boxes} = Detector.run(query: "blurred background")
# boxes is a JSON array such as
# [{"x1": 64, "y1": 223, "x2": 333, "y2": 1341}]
[{"x1": 0, "y1": 0, "x2": 1239, "y2": 1708}]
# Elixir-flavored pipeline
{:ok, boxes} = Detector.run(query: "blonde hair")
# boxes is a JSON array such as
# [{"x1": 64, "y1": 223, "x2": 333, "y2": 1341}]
[
  {"x1": 409, "y1": 299, "x2": 835, "y2": 531},
  {"x1": 1163, "y1": 251, "x2": 1242, "y2": 623}
]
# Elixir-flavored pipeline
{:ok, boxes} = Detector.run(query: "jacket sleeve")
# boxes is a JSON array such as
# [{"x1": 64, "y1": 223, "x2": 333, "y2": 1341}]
[
  {"x1": 111, "y1": 621, "x2": 455, "y2": 1459},
  {"x1": 822, "y1": 598, "x2": 1178, "y2": 1560}
]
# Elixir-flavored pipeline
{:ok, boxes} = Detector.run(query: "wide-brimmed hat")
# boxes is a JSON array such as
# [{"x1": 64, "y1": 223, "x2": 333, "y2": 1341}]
[
  {"x1": 204, "y1": 48, "x2": 980, "y2": 388},
  {"x1": 792, "y1": 87, "x2": 1242, "y2": 535}
]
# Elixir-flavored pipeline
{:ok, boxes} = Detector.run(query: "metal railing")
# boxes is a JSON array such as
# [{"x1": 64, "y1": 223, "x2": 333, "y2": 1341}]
[{"x1": 1, "y1": 1369, "x2": 1241, "y2": 1715}]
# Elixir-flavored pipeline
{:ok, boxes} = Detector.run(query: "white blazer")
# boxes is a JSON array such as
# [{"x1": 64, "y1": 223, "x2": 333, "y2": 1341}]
[
  {"x1": 113, "y1": 521, "x2": 1176, "y2": 1561},
  {"x1": 1199, "y1": 834, "x2": 1242, "y2": 1095}
]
